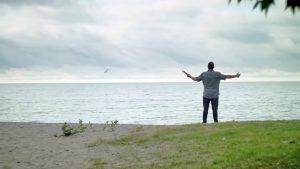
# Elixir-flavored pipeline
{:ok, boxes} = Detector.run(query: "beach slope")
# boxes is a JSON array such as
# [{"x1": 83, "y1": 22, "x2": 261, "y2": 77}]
[{"x1": 0, "y1": 121, "x2": 299, "y2": 169}]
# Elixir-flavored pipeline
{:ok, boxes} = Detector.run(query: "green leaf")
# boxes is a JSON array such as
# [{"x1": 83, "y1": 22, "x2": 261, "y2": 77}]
[{"x1": 253, "y1": 1, "x2": 261, "y2": 9}]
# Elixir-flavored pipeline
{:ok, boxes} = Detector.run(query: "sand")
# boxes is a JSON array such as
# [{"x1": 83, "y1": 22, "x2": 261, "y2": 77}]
[{"x1": 0, "y1": 122, "x2": 166, "y2": 169}]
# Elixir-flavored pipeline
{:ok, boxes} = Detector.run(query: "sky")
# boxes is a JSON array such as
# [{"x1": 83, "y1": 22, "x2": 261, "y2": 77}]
[{"x1": 0, "y1": 0, "x2": 299, "y2": 83}]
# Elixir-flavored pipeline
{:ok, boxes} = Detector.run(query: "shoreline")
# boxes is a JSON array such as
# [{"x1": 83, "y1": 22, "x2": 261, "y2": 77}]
[{"x1": 0, "y1": 119, "x2": 299, "y2": 125}]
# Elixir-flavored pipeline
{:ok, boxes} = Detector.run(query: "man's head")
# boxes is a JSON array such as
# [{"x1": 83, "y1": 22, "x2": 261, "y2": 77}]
[{"x1": 208, "y1": 61, "x2": 214, "y2": 70}]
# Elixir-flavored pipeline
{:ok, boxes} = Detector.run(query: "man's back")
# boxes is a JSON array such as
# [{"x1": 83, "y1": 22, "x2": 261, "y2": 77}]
[{"x1": 198, "y1": 70, "x2": 226, "y2": 99}]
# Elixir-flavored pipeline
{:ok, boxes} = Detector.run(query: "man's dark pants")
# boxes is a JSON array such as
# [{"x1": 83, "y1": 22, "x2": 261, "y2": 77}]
[{"x1": 203, "y1": 97, "x2": 219, "y2": 123}]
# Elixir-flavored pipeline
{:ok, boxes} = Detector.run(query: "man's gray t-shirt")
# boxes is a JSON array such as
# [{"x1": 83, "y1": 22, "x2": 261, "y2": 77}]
[{"x1": 196, "y1": 70, "x2": 226, "y2": 99}]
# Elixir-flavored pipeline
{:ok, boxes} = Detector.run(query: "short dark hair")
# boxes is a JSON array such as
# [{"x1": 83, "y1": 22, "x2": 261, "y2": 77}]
[{"x1": 208, "y1": 62, "x2": 214, "y2": 70}]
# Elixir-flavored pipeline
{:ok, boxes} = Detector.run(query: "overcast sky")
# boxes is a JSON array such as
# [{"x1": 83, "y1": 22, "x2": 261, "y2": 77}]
[{"x1": 0, "y1": 0, "x2": 299, "y2": 83}]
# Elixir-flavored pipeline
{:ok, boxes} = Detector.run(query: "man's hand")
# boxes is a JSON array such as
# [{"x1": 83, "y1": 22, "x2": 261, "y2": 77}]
[
  {"x1": 236, "y1": 72, "x2": 241, "y2": 78},
  {"x1": 182, "y1": 70, "x2": 191, "y2": 78}
]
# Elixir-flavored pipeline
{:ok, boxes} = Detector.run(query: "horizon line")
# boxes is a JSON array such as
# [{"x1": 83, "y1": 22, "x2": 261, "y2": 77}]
[{"x1": 0, "y1": 80, "x2": 300, "y2": 84}]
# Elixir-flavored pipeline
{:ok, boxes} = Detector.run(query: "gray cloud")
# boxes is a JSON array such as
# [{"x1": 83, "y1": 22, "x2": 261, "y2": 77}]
[
  {"x1": 0, "y1": 0, "x2": 299, "y2": 82},
  {"x1": 217, "y1": 28, "x2": 273, "y2": 44},
  {"x1": 0, "y1": 36, "x2": 129, "y2": 69},
  {"x1": 0, "y1": 0, "x2": 73, "y2": 7}
]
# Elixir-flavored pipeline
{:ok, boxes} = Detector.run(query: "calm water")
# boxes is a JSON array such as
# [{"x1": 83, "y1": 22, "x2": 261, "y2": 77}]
[{"x1": 0, "y1": 82, "x2": 299, "y2": 124}]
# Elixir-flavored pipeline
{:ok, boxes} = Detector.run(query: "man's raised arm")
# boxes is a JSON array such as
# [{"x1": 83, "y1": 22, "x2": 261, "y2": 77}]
[
  {"x1": 182, "y1": 70, "x2": 201, "y2": 81},
  {"x1": 225, "y1": 72, "x2": 241, "y2": 79}
]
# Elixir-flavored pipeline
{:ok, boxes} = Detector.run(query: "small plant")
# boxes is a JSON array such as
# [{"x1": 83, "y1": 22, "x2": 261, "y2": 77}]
[
  {"x1": 62, "y1": 122, "x2": 73, "y2": 136},
  {"x1": 77, "y1": 119, "x2": 86, "y2": 133},
  {"x1": 102, "y1": 120, "x2": 118, "y2": 132},
  {"x1": 58, "y1": 119, "x2": 87, "y2": 137},
  {"x1": 88, "y1": 121, "x2": 93, "y2": 129}
]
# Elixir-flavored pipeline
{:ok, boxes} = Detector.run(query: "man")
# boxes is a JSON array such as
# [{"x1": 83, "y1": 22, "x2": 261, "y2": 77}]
[{"x1": 183, "y1": 61, "x2": 240, "y2": 123}]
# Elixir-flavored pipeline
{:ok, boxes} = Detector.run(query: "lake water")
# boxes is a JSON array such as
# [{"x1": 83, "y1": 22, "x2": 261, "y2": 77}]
[{"x1": 0, "y1": 82, "x2": 299, "y2": 124}]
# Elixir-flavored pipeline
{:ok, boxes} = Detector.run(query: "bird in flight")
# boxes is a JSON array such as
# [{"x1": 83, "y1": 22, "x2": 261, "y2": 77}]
[{"x1": 104, "y1": 68, "x2": 109, "y2": 73}]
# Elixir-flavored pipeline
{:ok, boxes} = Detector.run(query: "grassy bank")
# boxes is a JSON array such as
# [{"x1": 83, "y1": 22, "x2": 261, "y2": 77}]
[{"x1": 85, "y1": 120, "x2": 300, "y2": 169}]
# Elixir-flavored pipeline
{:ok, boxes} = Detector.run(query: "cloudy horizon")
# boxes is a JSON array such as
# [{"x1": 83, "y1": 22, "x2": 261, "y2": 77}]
[{"x1": 0, "y1": 0, "x2": 299, "y2": 83}]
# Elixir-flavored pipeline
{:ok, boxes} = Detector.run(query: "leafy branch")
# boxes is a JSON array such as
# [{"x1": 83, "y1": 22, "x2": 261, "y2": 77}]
[{"x1": 229, "y1": 0, "x2": 300, "y2": 14}]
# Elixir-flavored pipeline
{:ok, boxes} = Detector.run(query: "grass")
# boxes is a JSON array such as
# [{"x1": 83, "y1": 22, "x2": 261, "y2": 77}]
[
  {"x1": 83, "y1": 159, "x2": 107, "y2": 169},
  {"x1": 85, "y1": 120, "x2": 300, "y2": 169}
]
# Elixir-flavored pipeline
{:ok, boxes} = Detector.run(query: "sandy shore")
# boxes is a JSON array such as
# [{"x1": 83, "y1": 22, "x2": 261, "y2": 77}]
[{"x1": 0, "y1": 122, "x2": 168, "y2": 169}]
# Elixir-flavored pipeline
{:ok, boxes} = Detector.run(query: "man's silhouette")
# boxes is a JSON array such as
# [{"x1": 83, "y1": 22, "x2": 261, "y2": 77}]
[{"x1": 183, "y1": 62, "x2": 240, "y2": 123}]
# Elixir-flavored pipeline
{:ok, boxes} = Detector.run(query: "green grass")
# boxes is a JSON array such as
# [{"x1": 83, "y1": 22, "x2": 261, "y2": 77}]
[
  {"x1": 86, "y1": 139, "x2": 104, "y2": 148},
  {"x1": 85, "y1": 120, "x2": 300, "y2": 169},
  {"x1": 84, "y1": 159, "x2": 107, "y2": 169}
]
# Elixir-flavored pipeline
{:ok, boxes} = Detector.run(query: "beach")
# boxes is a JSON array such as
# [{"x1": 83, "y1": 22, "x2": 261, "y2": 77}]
[
  {"x1": 0, "y1": 122, "x2": 166, "y2": 169},
  {"x1": 1, "y1": 121, "x2": 299, "y2": 169}
]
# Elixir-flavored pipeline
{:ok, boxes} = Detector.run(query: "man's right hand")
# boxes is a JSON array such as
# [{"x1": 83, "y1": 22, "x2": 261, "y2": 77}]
[{"x1": 182, "y1": 70, "x2": 191, "y2": 78}]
